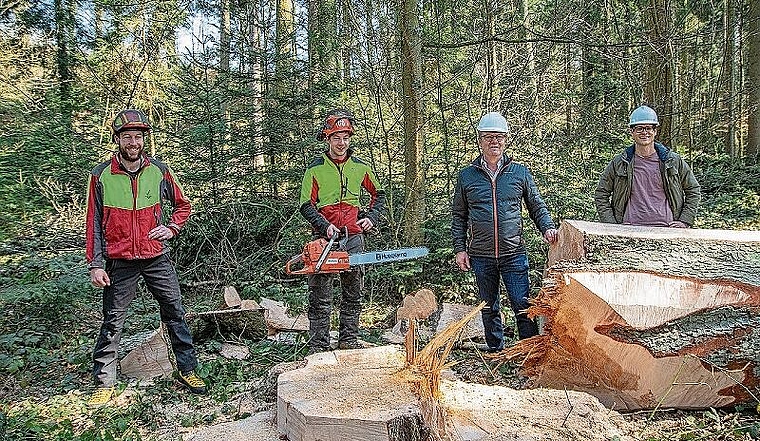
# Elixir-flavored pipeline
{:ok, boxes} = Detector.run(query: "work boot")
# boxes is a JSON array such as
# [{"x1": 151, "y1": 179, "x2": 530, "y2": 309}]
[
  {"x1": 308, "y1": 346, "x2": 330, "y2": 355},
  {"x1": 88, "y1": 386, "x2": 115, "y2": 406},
  {"x1": 176, "y1": 371, "x2": 208, "y2": 395},
  {"x1": 338, "y1": 340, "x2": 364, "y2": 350}
]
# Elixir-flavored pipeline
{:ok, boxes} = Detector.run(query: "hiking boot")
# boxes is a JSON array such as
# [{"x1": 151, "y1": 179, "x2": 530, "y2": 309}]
[
  {"x1": 308, "y1": 346, "x2": 330, "y2": 355},
  {"x1": 338, "y1": 340, "x2": 364, "y2": 350},
  {"x1": 88, "y1": 387, "x2": 115, "y2": 406},
  {"x1": 176, "y1": 371, "x2": 208, "y2": 395}
]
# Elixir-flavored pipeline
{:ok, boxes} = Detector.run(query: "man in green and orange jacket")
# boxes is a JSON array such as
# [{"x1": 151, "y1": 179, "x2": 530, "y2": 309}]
[
  {"x1": 85, "y1": 109, "x2": 206, "y2": 405},
  {"x1": 298, "y1": 109, "x2": 386, "y2": 353}
]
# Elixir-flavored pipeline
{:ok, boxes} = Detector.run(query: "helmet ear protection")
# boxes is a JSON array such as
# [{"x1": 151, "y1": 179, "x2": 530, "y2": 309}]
[{"x1": 317, "y1": 109, "x2": 355, "y2": 141}]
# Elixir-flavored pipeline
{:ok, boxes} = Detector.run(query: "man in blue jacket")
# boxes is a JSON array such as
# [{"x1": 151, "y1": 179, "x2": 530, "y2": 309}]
[{"x1": 452, "y1": 112, "x2": 558, "y2": 351}]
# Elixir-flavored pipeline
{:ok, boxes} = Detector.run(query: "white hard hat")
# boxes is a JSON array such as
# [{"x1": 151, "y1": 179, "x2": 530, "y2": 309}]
[
  {"x1": 477, "y1": 112, "x2": 510, "y2": 133},
  {"x1": 628, "y1": 105, "x2": 659, "y2": 127}
]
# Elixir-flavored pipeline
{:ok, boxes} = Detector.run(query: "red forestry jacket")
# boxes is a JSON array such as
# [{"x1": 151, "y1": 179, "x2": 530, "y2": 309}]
[{"x1": 85, "y1": 154, "x2": 191, "y2": 269}]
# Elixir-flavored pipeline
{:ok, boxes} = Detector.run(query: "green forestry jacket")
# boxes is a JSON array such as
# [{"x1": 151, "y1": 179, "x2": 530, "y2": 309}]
[
  {"x1": 85, "y1": 154, "x2": 191, "y2": 269},
  {"x1": 451, "y1": 155, "x2": 556, "y2": 258},
  {"x1": 594, "y1": 143, "x2": 701, "y2": 226},
  {"x1": 299, "y1": 150, "x2": 385, "y2": 236}
]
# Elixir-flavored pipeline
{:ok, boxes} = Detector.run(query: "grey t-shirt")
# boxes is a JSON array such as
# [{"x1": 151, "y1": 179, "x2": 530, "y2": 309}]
[{"x1": 623, "y1": 152, "x2": 673, "y2": 226}]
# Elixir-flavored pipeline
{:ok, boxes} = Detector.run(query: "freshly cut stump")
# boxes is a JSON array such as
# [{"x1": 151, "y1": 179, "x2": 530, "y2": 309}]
[
  {"x1": 276, "y1": 345, "x2": 634, "y2": 441},
  {"x1": 277, "y1": 345, "x2": 422, "y2": 441}
]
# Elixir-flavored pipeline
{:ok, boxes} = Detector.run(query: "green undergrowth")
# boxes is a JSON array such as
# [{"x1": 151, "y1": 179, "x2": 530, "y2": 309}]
[{"x1": 2, "y1": 161, "x2": 760, "y2": 439}]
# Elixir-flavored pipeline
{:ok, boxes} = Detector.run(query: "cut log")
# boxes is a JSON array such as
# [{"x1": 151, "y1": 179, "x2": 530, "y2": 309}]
[
  {"x1": 259, "y1": 297, "x2": 309, "y2": 334},
  {"x1": 435, "y1": 303, "x2": 487, "y2": 344},
  {"x1": 503, "y1": 220, "x2": 760, "y2": 410},
  {"x1": 396, "y1": 289, "x2": 438, "y2": 321},
  {"x1": 224, "y1": 286, "x2": 242, "y2": 308},
  {"x1": 277, "y1": 346, "x2": 423, "y2": 441},
  {"x1": 188, "y1": 307, "x2": 267, "y2": 340},
  {"x1": 548, "y1": 219, "x2": 760, "y2": 285},
  {"x1": 120, "y1": 326, "x2": 173, "y2": 381}
]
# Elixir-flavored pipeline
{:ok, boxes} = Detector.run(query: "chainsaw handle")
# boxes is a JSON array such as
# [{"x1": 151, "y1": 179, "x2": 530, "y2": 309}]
[{"x1": 285, "y1": 253, "x2": 309, "y2": 275}]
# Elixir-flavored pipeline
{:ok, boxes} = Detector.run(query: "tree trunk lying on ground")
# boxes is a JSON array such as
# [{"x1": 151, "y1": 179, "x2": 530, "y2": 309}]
[{"x1": 502, "y1": 219, "x2": 760, "y2": 410}]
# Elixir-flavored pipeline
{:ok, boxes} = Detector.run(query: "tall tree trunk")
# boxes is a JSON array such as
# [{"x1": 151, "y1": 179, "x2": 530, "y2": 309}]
[
  {"x1": 54, "y1": 0, "x2": 75, "y2": 130},
  {"x1": 247, "y1": 1, "x2": 265, "y2": 174},
  {"x1": 642, "y1": 0, "x2": 674, "y2": 147},
  {"x1": 267, "y1": 0, "x2": 295, "y2": 196},
  {"x1": 722, "y1": 0, "x2": 737, "y2": 157},
  {"x1": 308, "y1": 0, "x2": 337, "y2": 99},
  {"x1": 220, "y1": 0, "x2": 231, "y2": 148},
  {"x1": 399, "y1": 0, "x2": 425, "y2": 245},
  {"x1": 341, "y1": 0, "x2": 352, "y2": 84},
  {"x1": 746, "y1": 0, "x2": 760, "y2": 158}
]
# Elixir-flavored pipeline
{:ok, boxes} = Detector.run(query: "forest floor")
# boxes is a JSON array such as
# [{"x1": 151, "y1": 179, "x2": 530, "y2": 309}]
[
  {"x1": 171, "y1": 342, "x2": 760, "y2": 441},
  {"x1": 1, "y1": 247, "x2": 759, "y2": 440}
]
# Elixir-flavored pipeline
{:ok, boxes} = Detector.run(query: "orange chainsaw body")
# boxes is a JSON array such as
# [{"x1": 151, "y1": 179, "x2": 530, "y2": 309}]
[{"x1": 285, "y1": 237, "x2": 350, "y2": 275}]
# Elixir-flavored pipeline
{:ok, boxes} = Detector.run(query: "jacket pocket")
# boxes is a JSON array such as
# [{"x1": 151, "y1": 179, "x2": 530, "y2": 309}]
[{"x1": 469, "y1": 221, "x2": 494, "y2": 255}]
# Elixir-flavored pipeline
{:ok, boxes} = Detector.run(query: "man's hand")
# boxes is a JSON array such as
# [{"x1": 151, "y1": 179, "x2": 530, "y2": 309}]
[
  {"x1": 90, "y1": 268, "x2": 111, "y2": 288},
  {"x1": 326, "y1": 224, "x2": 340, "y2": 239},
  {"x1": 148, "y1": 225, "x2": 175, "y2": 241},
  {"x1": 356, "y1": 218, "x2": 374, "y2": 231},
  {"x1": 668, "y1": 221, "x2": 689, "y2": 228},
  {"x1": 543, "y1": 228, "x2": 559, "y2": 244},
  {"x1": 455, "y1": 251, "x2": 470, "y2": 271}
]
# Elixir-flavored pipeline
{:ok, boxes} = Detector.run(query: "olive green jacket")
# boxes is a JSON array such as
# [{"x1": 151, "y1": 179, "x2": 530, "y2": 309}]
[{"x1": 594, "y1": 143, "x2": 701, "y2": 226}]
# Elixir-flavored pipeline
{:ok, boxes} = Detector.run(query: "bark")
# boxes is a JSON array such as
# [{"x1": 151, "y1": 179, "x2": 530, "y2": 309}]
[
  {"x1": 504, "y1": 220, "x2": 760, "y2": 410},
  {"x1": 747, "y1": 0, "x2": 760, "y2": 157},
  {"x1": 722, "y1": 0, "x2": 737, "y2": 157},
  {"x1": 308, "y1": 0, "x2": 337, "y2": 88},
  {"x1": 399, "y1": 0, "x2": 425, "y2": 245},
  {"x1": 642, "y1": 0, "x2": 674, "y2": 147},
  {"x1": 54, "y1": 0, "x2": 75, "y2": 127},
  {"x1": 548, "y1": 219, "x2": 760, "y2": 286}
]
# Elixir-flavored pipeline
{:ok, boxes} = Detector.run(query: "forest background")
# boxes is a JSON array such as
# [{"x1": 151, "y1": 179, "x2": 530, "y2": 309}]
[{"x1": 1, "y1": 0, "x2": 760, "y2": 439}]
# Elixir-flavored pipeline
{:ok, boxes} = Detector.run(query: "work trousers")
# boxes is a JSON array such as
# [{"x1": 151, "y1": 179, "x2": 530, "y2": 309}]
[
  {"x1": 307, "y1": 234, "x2": 364, "y2": 350},
  {"x1": 470, "y1": 253, "x2": 538, "y2": 351},
  {"x1": 92, "y1": 254, "x2": 197, "y2": 386}
]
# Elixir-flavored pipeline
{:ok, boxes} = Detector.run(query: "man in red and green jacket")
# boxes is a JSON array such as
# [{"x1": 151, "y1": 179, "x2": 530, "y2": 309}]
[
  {"x1": 299, "y1": 109, "x2": 385, "y2": 353},
  {"x1": 85, "y1": 109, "x2": 206, "y2": 405}
]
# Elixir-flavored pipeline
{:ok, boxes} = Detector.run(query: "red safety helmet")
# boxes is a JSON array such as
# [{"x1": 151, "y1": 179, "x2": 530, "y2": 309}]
[
  {"x1": 111, "y1": 109, "x2": 151, "y2": 135},
  {"x1": 317, "y1": 109, "x2": 355, "y2": 141}
]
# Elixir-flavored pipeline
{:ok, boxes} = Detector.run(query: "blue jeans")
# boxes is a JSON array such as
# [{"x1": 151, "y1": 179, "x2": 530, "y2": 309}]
[
  {"x1": 470, "y1": 253, "x2": 538, "y2": 349},
  {"x1": 93, "y1": 254, "x2": 197, "y2": 386}
]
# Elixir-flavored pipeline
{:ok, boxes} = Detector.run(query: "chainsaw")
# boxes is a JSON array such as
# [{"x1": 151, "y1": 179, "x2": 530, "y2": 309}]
[{"x1": 285, "y1": 229, "x2": 429, "y2": 275}]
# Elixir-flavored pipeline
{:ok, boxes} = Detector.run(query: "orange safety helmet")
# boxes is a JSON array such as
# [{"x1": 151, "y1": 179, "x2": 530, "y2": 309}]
[
  {"x1": 111, "y1": 109, "x2": 151, "y2": 135},
  {"x1": 317, "y1": 109, "x2": 355, "y2": 141}
]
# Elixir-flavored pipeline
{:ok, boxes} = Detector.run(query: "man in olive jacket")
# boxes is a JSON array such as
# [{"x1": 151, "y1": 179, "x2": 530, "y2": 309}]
[
  {"x1": 452, "y1": 112, "x2": 557, "y2": 351},
  {"x1": 595, "y1": 106, "x2": 701, "y2": 227}
]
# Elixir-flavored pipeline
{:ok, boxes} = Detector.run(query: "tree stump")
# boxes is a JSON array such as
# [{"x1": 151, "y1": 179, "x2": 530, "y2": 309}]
[
  {"x1": 276, "y1": 345, "x2": 633, "y2": 440},
  {"x1": 276, "y1": 346, "x2": 424, "y2": 441},
  {"x1": 503, "y1": 220, "x2": 760, "y2": 410}
]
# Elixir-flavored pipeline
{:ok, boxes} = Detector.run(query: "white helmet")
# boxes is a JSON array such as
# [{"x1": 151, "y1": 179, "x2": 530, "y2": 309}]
[
  {"x1": 477, "y1": 112, "x2": 510, "y2": 133},
  {"x1": 628, "y1": 105, "x2": 659, "y2": 127}
]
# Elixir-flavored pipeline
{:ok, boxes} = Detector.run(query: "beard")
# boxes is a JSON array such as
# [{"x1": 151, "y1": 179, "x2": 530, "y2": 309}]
[{"x1": 119, "y1": 145, "x2": 144, "y2": 162}]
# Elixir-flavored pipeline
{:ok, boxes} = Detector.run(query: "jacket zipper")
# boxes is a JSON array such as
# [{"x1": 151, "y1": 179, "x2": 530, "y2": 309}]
[
  {"x1": 491, "y1": 179, "x2": 498, "y2": 257},
  {"x1": 131, "y1": 175, "x2": 139, "y2": 258}
]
